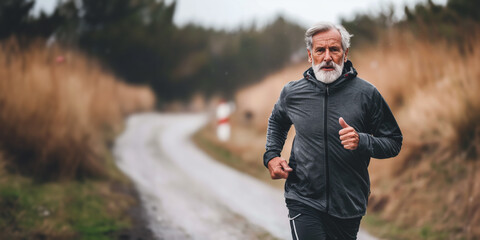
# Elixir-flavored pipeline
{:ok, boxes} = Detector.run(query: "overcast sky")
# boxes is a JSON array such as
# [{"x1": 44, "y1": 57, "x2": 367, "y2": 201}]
[{"x1": 33, "y1": 0, "x2": 447, "y2": 30}]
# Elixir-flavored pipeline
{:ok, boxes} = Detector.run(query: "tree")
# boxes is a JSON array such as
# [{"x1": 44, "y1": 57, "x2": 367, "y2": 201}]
[{"x1": 0, "y1": 0, "x2": 35, "y2": 39}]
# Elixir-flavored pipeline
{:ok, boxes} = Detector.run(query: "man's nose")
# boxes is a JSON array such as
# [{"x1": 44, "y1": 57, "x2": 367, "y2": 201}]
[{"x1": 324, "y1": 50, "x2": 332, "y2": 62}]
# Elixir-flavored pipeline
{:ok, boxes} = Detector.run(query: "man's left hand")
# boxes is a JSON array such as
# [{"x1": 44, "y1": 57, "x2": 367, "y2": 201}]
[{"x1": 339, "y1": 117, "x2": 359, "y2": 150}]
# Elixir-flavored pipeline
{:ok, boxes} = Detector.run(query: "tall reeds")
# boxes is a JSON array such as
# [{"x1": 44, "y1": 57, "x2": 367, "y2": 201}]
[
  {"x1": 356, "y1": 30, "x2": 480, "y2": 238},
  {"x1": 0, "y1": 39, "x2": 155, "y2": 180}
]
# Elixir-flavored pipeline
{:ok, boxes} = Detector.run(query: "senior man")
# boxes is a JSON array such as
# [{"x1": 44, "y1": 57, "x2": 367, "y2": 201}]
[{"x1": 264, "y1": 22, "x2": 403, "y2": 240}]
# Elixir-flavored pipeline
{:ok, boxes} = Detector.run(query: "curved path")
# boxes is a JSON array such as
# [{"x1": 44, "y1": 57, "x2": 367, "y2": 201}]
[{"x1": 113, "y1": 113, "x2": 377, "y2": 240}]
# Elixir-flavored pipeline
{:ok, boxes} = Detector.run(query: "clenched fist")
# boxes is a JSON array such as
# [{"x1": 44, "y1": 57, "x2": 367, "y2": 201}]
[{"x1": 267, "y1": 157, "x2": 293, "y2": 179}]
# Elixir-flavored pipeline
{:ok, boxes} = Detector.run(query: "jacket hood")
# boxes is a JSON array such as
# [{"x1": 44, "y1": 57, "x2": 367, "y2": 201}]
[{"x1": 303, "y1": 60, "x2": 358, "y2": 91}]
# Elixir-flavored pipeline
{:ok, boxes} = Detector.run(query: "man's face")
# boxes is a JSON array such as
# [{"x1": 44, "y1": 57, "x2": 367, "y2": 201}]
[
  {"x1": 307, "y1": 29, "x2": 349, "y2": 84},
  {"x1": 307, "y1": 29, "x2": 348, "y2": 67}
]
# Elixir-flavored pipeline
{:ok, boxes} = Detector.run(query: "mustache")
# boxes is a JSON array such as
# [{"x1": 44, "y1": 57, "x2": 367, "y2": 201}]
[
  {"x1": 319, "y1": 61, "x2": 336, "y2": 68},
  {"x1": 313, "y1": 61, "x2": 337, "y2": 71}
]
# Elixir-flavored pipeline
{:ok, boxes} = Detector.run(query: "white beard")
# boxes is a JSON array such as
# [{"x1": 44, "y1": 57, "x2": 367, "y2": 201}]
[{"x1": 312, "y1": 57, "x2": 344, "y2": 84}]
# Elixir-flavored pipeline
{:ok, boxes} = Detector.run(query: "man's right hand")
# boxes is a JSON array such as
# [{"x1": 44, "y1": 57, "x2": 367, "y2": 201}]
[{"x1": 267, "y1": 157, "x2": 293, "y2": 179}]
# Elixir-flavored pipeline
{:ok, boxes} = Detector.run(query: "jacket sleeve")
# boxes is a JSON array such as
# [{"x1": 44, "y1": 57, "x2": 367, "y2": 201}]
[
  {"x1": 357, "y1": 89, "x2": 403, "y2": 159},
  {"x1": 263, "y1": 85, "x2": 292, "y2": 167}
]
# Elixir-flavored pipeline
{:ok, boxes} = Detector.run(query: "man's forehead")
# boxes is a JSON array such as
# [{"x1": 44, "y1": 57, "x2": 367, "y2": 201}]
[
  {"x1": 312, "y1": 30, "x2": 341, "y2": 46},
  {"x1": 312, "y1": 37, "x2": 342, "y2": 47}
]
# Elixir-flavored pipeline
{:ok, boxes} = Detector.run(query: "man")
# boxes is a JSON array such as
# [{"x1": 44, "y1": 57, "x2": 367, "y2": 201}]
[{"x1": 263, "y1": 22, "x2": 402, "y2": 240}]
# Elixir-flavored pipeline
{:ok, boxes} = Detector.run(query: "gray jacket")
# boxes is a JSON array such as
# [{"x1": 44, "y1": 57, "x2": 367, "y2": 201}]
[{"x1": 264, "y1": 60, "x2": 402, "y2": 218}]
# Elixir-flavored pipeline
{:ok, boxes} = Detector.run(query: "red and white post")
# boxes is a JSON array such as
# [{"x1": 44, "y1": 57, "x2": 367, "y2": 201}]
[{"x1": 216, "y1": 100, "x2": 231, "y2": 142}]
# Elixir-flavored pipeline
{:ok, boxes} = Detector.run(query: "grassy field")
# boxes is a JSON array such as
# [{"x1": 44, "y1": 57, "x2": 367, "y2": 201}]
[
  {"x1": 0, "y1": 153, "x2": 144, "y2": 239},
  {"x1": 0, "y1": 39, "x2": 155, "y2": 239},
  {"x1": 195, "y1": 31, "x2": 480, "y2": 239}
]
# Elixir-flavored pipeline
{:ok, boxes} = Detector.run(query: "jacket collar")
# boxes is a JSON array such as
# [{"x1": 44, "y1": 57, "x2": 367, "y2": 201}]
[{"x1": 303, "y1": 60, "x2": 358, "y2": 93}]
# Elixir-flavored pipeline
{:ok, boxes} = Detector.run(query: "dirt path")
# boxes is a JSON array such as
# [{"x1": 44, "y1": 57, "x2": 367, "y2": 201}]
[{"x1": 113, "y1": 113, "x2": 377, "y2": 240}]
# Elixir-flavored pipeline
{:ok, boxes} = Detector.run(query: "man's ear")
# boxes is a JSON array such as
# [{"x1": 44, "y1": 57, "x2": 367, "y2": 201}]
[
  {"x1": 307, "y1": 49, "x2": 312, "y2": 63},
  {"x1": 344, "y1": 48, "x2": 349, "y2": 62}
]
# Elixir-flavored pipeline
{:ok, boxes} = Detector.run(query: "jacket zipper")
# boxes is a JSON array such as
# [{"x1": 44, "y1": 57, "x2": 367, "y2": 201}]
[{"x1": 324, "y1": 85, "x2": 330, "y2": 213}]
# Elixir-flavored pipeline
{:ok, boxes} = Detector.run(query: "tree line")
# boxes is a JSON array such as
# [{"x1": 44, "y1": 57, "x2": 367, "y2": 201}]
[
  {"x1": 2, "y1": 0, "x2": 478, "y2": 104},
  {"x1": 341, "y1": 0, "x2": 480, "y2": 50},
  {"x1": 0, "y1": 0, "x2": 305, "y2": 105}
]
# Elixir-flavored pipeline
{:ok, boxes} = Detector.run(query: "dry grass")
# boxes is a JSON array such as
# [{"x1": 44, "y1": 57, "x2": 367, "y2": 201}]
[
  {"x1": 235, "y1": 62, "x2": 309, "y2": 132},
  {"x1": 356, "y1": 31, "x2": 480, "y2": 239},
  {"x1": 226, "y1": 31, "x2": 480, "y2": 239},
  {"x1": 0, "y1": 38, "x2": 155, "y2": 180}
]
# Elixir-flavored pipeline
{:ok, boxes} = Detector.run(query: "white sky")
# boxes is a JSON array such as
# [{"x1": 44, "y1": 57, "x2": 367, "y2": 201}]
[{"x1": 33, "y1": 0, "x2": 447, "y2": 30}]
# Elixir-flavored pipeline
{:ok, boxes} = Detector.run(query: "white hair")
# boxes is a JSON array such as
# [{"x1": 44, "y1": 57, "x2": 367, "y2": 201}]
[{"x1": 305, "y1": 22, "x2": 353, "y2": 51}]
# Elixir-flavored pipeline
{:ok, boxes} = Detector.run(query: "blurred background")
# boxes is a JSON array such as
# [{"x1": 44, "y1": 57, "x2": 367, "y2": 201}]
[{"x1": 0, "y1": 0, "x2": 479, "y2": 239}]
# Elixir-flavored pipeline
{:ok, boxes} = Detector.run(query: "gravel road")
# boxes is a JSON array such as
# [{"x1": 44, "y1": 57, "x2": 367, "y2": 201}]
[{"x1": 113, "y1": 113, "x2": 378, "y2": 240}]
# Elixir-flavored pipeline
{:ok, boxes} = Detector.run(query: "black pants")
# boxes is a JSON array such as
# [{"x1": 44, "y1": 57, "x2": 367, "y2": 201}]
[{"x1": 287, "y1": 200, "x2": 362, "y2": 240}]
